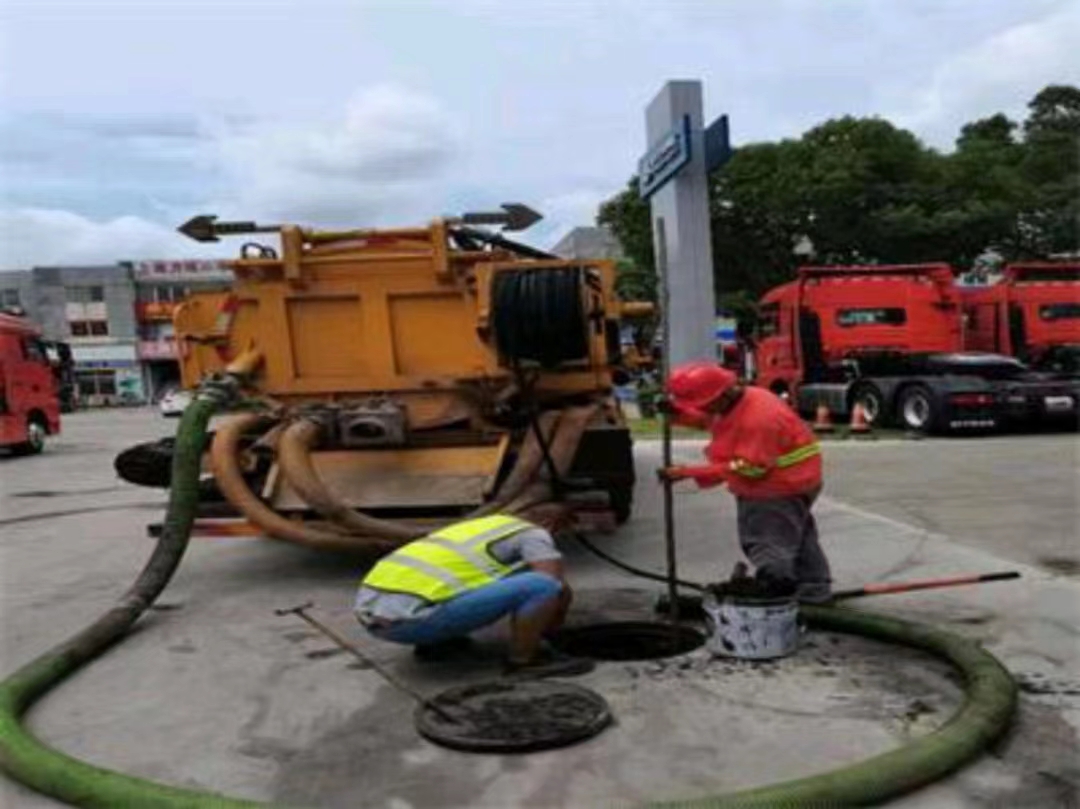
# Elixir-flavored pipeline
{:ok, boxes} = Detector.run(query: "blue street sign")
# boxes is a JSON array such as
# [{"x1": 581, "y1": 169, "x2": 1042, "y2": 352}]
[
  {"x1": 638, "y1": 115, "x2": 691, "y2": 199},
  {"x1": 704, "y1": 114, "x2": 732, "y2": 173}
]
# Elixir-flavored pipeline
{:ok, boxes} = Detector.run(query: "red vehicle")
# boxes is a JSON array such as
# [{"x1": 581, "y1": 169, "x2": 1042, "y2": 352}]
[
  {"x1": 0, "y1": 312, "x2": 62, "y2": 454},
  {"x1": 961, "y1": 262, "x2": 1080, "y2": 374},
  {"x1": 755, "y1": 264, "x2": 962, "y2": 399},
  {"x1": 750, "y1": 264, "x2": 1078, "y2": 433}
]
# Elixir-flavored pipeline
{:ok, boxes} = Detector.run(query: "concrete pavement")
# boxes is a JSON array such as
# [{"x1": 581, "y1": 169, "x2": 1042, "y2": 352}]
[{"x1": 1, "y1": 410, "x2": 1078, "y2": 807}]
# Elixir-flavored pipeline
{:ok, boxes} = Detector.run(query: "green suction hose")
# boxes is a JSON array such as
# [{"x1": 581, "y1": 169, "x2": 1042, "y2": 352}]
[
  {"x1": 0, "y1": 384, "x2": 1017, "y2": 807},
  {"x1": 0, "y1": 386, "x2": 272, "y2": 808},
  {"x1": 650, "y1": 605, "x2": 1017, "y2": 808}
]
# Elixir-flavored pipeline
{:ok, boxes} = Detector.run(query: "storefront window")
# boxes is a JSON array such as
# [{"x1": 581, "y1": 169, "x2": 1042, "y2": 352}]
[
  {"x1": 69, "y1": 319, "x2": 109, "y2": 337},
  {"x1": 76, "y1": 370, "x2": 116, "y2": 397}
]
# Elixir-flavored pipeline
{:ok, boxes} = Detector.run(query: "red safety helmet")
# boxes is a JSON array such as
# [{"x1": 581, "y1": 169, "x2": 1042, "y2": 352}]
[{"x1": 666, "y1": 361, "x2": 737, "y2": 411}]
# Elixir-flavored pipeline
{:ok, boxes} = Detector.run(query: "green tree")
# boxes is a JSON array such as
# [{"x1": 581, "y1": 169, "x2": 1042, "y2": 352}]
[
  {"x1": 596, "y1": 177, "x2": 654, "y2": 274},
  {"x1": 594, "y1": 84, "x2": 1079, "y2": 306},
  {"x1": 938, "y1": 113, "x2": 1030, "y2": 263},
  {"x1": 1019, "y1": 85, "x2": 1080, "y2": 256},
  {"x1": 612, "y1": 258, "x2": 657, "y2": 302},
  {"x1": 709, "y1": 138, "x2": 809, "y2": 297}
]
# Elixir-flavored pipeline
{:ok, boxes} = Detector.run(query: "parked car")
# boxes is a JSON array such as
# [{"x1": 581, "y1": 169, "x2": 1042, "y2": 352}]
[{"x1": 158, "y1": 387, "x2": 193, "y2": 417}]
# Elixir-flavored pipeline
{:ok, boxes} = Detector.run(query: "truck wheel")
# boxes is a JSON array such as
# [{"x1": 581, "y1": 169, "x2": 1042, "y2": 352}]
[
  {"x1": 897, "y1": 386, "x2": 938, "y2": 434},
  {"x1": 113, "y1": 433, "x2": 228, "y2": 501},
  {"x1": 607, "y1": 483, "x2": 633, "y2": 525},
  {"x1": 851, "y1": 384, "x2": 886, "y2": 427},
  {"x1": 12, "y1": 416, "x2": 47, "y2": 456},
  {"x1": 115, "y1": 438, "x2": 175, "y2": 487}
]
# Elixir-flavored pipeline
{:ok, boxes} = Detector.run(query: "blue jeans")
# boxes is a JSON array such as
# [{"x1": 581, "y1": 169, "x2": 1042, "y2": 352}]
[{"x1": 372, "y1": 572, "x2": 562, "y2": 646}]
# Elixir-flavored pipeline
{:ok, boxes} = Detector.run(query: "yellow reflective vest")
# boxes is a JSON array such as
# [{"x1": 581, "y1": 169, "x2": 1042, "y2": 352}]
[{"x1": 361, "y1": 514, "x2": 534, "y2": 604}]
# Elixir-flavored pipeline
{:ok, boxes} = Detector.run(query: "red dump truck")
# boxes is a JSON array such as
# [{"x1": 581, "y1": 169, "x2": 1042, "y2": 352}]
[
  {"x1": 960, "y1": 262, "x2": 1080, "y2": 375},
  {"x1": 0, "y1": 312, "x2": 62, "y2": 454},
  {"x1": 749, "y1": 264, "x2": 1078, "y2": 434}
]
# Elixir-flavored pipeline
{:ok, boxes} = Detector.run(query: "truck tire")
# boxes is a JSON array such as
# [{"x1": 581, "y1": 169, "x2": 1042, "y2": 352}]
[
  {"x1": 115, "y1": 438, "x2": 176, "y2": 487},
  {"x1": 897, "y1": 385, "x2": 939, "y2": 434},
  {"x1": 851, "y1": 384, "x2": 886, "y2": 427},
  {"x1": 12, "y1": 416, "x2": 47, "y2": 456},
  {"x1": 607, "y1": 483, "x2": 633, "y2": 525}
]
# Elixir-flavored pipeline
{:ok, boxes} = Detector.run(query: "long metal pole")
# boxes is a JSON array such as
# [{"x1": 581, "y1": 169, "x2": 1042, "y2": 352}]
[
  {"x1": 655, "y1": 218, "x2": 679, "y2": 623},
  {"x1": 832, "y1": 571, "x2": 1021, "y2": 601},
  {"x1": 276, "y1": 603, "x2": 460, "y2": 724}
]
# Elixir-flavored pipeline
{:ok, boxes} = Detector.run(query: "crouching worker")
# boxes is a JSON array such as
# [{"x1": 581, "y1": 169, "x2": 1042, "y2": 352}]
[
  {"x1": 659, "y1": 361, "x2": 832, "y2": 604},
  {"x1": 354, "y1": 510, "x2": 593, "y2": 678}
]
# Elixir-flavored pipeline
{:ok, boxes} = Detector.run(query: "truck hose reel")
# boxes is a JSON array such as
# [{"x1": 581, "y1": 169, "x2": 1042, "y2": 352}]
[{"x1": 492, "y1": 268, "x2": 590, "y2": 368}]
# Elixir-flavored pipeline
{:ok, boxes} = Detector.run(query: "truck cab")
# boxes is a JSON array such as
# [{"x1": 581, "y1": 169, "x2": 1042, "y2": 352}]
[
  {"x1": 750, "y1": 263, "x2": 1078, "y2": 433},
  {"x1": 961, "y1": 263, "x2": 1080, "y2": 373},
  {"x1": 0, "y1": 312, "x2": 62, "y2": 454},
  {"x1": 754, "y1": 264, "x2": 962, "y2": 400}
]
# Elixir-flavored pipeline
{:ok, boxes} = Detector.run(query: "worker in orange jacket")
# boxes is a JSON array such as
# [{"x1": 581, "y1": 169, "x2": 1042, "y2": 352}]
[{"x1": 658, "y1": 361, "x2": 832, "y2": 602}]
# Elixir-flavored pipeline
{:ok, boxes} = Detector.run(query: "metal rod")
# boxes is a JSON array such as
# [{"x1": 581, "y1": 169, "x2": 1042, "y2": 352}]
[
  {"x1": 647, "y1": 570, "x2": 1022, "y2": 616},
  {"x1": 275, "y1": 603, "x2": 460, "y2": 724},
  {"x1": 655, "y1": 217, "x2": 679, "y2": 624},
  {"x1": 832, "y1": 571, "x2": 1021, "y2": 601}
]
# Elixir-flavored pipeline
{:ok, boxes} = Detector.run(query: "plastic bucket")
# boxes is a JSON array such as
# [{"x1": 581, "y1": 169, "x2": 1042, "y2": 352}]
[{"x1": 703, "y1": 594, "x2": 799, "y2": 660}]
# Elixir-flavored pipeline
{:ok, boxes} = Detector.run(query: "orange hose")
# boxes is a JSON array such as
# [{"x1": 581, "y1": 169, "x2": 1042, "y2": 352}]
[
  {"x1": 209, "y1": 413, "x2": 396, "y2": 555},
  {"x1": 213, "y1": 403, "x2": 598, "y2": 554},
  {"x1": 276, "y1": 419, "x2": 423, "y2": 541}
]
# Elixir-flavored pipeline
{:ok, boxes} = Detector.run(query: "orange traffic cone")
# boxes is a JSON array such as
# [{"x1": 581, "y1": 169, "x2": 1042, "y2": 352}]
[
  {"x1": 849, "y1": 402, "x2": 872, "y2": 435},
  {"x1": 812, "y1": 404, "x2": 834, "y2": 433}
]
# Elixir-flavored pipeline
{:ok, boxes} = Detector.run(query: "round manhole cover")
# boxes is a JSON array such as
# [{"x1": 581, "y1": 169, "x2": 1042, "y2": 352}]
[
  {"x1": 415, "y1": 680, "x2": 612, "y2": 753},
  {"x1": 550, "y1": 621, "x2": 705, "y2": 661}
]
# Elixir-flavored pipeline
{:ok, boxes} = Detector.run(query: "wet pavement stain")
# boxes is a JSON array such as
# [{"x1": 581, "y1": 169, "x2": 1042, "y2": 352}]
[
  {"x1": 270, "y1": 684, "x2": 508, "y2": 809},
  {"x1": 149, "y1": 602, "x2": 184, "y2": 612},
  {"x1": 978, "y1": 701, "x2": 1080, "y2": 808},
  {"x1": 281, "y1": 630, "x2": 319, "y2": 643},
  {"x1": 1015, "y1": 672, "x2": 1080, "y2": 697},
  {"x1": 1038, "y1": 556, "x2": 1080, "y2": 576},
  {"x1": 12, "y1": 486, "x2": 122, "y2": 498},
  {"x1": 304, "y1": 647, "x2": 346, "y2": 660}
]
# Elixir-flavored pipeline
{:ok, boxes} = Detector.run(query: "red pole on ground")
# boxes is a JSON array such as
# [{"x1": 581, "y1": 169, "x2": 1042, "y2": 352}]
[{"x1": 832, "y1": 571, "x2": 1021, "y2": 601}]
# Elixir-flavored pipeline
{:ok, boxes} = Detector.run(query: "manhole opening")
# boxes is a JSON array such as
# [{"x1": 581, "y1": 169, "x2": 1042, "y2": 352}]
[{"x1": 550, "y1": 621, "x2": 704, "y2": 661}]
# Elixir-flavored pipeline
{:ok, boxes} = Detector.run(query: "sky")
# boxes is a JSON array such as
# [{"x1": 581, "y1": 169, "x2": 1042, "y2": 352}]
[{"x1": 1, "y1": 0, "x2": 1077, "y2": 268}]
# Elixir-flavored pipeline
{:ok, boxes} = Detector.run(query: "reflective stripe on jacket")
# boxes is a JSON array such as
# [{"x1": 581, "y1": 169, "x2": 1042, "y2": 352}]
[
  {"x1": 361, "y1": 515, "x2": 533, "y2": 604},
  {"x1": 685, "y1": 387, "x2": 824, "y2": 499}
]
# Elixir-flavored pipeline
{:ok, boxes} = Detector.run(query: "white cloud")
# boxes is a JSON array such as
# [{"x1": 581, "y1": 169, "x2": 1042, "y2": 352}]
[
  {"x1": 2, "y1": 2, "x2": 1076, "y2": 266},
  {"x1": 892, "y1": 1, "x2": 1080, "y2": 146},
  {"x1": 0, "y1": 208, "x2": 231, "y2": 268},
  {"x1": 538, "y1": 189, "x2": 607, "y2": 248},
  {"x1": 210, "y1": 85, "x2": 458, "y2": 225},
  {"x1": 1, "y1": 85, "x2": 460, "y2": 265}
]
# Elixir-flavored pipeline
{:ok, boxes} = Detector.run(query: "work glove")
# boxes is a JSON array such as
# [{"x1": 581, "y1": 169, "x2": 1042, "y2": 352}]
[{"x1": 656, "y1": 466, "x2": 690, "y2": 483}]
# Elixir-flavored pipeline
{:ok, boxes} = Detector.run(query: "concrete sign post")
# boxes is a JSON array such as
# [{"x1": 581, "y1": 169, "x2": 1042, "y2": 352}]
[{"x1": 642, "y1": 81, "x2": 718, "y2": 366}]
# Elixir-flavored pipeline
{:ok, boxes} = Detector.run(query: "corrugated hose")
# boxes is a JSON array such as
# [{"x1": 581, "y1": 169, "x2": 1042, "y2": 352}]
[{"x1": 0, "y1": 387, "x2": 1016, "y2": 808}]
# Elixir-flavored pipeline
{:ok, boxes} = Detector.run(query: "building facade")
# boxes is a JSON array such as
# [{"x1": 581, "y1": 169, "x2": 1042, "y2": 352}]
[
  {"x1": 128, "y1": 260, "x2": 234, "y2": 400},
  {"x1": 0, "y1": 261, "x2": 232, "y2": 406},
  {"x1": 551, "y1": 226, "x2": 625, "y2": 260}
]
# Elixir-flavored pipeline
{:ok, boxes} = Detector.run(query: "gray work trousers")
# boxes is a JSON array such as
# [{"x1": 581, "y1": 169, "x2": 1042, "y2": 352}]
[{"x1": 735, "y1": 489, "x2": 832, "y2": 602}]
